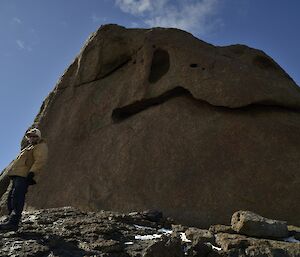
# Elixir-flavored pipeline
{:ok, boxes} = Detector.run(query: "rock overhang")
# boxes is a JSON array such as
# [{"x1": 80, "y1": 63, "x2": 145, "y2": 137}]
[{"x1": 52, "y1": 24, "x2": 300, "y2": 116}]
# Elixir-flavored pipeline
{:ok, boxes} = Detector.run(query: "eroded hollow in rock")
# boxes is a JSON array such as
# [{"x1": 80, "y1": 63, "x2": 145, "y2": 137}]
[
  {"x1": 112, "y1": 86, "x2": 191, "y2": 122},
  {"x1": 148, "y1": 49, "x2": 170, "y2": 83}
]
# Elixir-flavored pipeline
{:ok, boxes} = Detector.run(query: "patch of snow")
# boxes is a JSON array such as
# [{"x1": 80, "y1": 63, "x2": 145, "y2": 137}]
[
  {"x1": 157, "y1": 228, "x2": 172, "y2": 234},
  {"x1": 129, "y1": 212, "x2": 139, "y2": 216},
  {"x1": 180, "y1": 232, "x2": 191, "y2": 243},
  {"x1": 205, "y1": 242, "x2": 222, "y2": 251},
  {"x1": 124, "y1": 242, "x2": 134, "y2": 245},
  {"x1": 135, "y1": 234, "x2": 162, "y2": 240},
  {"x1": 134, "y1": 224, "x2": 155, "y2": 230},
  {"x1": 133, "y1": 226, "x2": 173, "y2": 240},
  {"x1": 283, "y1": 236, "x2": 300, "y2": 243}
]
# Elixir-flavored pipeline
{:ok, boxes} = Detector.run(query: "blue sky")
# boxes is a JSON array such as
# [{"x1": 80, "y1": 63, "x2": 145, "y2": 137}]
[{"x1": 0, "y1": 0, "x2": 299, "y2": 171}]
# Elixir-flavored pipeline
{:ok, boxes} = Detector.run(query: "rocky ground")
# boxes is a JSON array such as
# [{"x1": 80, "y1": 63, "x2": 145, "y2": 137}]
[{"x1": 0, "y1": 207, "x2": 299, "y2": 257}]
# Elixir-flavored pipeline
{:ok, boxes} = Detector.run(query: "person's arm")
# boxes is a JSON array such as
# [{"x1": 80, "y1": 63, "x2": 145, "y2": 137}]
[{"x1": 29, "y1": 143, "x2": 48, "y2": 183}]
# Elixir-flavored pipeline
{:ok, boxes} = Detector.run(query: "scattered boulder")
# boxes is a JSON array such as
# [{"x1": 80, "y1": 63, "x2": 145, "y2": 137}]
[
  {"x1": 142, "y1": 236, "x2": 183, "y2": 257},
  {"x1": 185, "y1": 227, "x2": 215, "y2": 244},
  {"x1": 215, "y1": 233, "x2": 300, "y2": 257},
  {"x1": 184, "y1": 227, "x2": 216, "y2": 257},
  {"x1": 172, "y1": 224, "x2": 189, "y2": 234},
  {"x1": 0, "y1": 207, "x2": 298, "y2": 257},
  {"x1": 231, "y1": 210, "x2": 289, "y2": 238},
  {"x1": 142, "y1": 210, "x2": 163, "y2": 222}
]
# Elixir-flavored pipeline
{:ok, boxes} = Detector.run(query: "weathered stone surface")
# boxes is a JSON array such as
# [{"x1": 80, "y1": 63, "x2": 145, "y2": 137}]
[
  {"x1": 215, "y1": 233, "x2": 300, "y2": 257},
  {"x1": 0, "y1": 206, "x2": 180, "y2": 257},
  {"x1": 142, "y1": 236, "x2": 183, "y2": 257},
  {"x1": 172, "y1": 224, "x2": 189, "y2": 233},
  {"x1": 185, "y1": 227, "x2": 214, "y2": 244},
  {"x1": 142, "y1": 210, "x2": 163, "y2": 222},
  {"x1": 1, "y1": 24, "x2": 300, "y2": 227},
  {"x1": 0, "y1": 207, "x2": 215, "y2": 257},
  {"x1": 184, "y1": 227, "x2": 215, "y2": 256},
  {"x1": 0, "y1": 207, "x2": 299, "y2": 257},
  {"x1": 231, "y1": 211, "x2": 289, "y2": 238},
  {"x1": 209, "y1": 224, "x2": 235, "y2": 234}
]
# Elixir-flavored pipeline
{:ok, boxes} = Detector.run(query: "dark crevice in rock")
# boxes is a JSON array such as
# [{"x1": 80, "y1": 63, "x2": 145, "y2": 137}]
[
  {"x1": 149, "y1": 49, "x2": 170, "y2": 83},
  {"x1": 73, "y1": 78, "x2": 103, "y2": 88},
  {"x1": 112, "y1": 86, "x2": 191, "y2": 122},
  {"x1": 190, "y1": 64, "x2": 206, "y2": 71},
  {"x1": 96, "y1": 55, "x2": 132, "y2": 80},
  {"x1": 74, "y1": 57, "x2": 132, "y2": 88},
  {"x1": 204, "y1": 99, "x2": 300, "y2": 114},
  {"x1": 242, "y1": 100, "x2": 300, "y2": 113},
  {"x1": 112, "y1": 87, "x2": 300, "y2": 124}
]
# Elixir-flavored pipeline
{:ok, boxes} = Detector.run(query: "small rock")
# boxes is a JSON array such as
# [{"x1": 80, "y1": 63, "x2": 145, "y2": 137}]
[
  {"x1": 215, "y1": 233, "x2": 250, "y2": 252},
  {"x1": 231, "y1": 210, "x2": 289, "y2": 238},
  {"x1": 185, "y1": 227, "x2": 215, "y2": 244},
  {"x1": 142, "y1": 210, "x2": 163, "y2": 222},
  {"x1": 184, "y1": 227, "x2": 216, "y2": 257},
  {"x1": 215, "y1": 232, "x2": 300, "y2": 257},
  {"x1": 288, "y1": 225, "x2": 300, "y2": 241},
  {"x1": 209, "y1": 224, "x2": 235, "y2": 234},
  {"x1": 142, "y1": 236, "x2": 183, "y2": 257},
  {"x1": 171, "y1": 224, "x2": 188, "y2": 235}
]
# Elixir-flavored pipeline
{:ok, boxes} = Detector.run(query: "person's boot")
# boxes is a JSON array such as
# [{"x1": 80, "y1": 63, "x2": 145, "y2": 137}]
[
  {"x1": 0, "y1": 213, "x2": 20, "y2": 232},
  {"x1": 0, "y1": 221, "x2": 19, "y2": 232}
]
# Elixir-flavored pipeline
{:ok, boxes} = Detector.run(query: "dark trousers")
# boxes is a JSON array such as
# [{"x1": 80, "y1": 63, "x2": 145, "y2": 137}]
[{"x1": 7, "y1": 176, "x2": 29, "y2": 225}]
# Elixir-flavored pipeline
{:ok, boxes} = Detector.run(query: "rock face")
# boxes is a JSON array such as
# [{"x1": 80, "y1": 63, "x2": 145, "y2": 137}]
[
  {"x1": 2, "y1": 24, "x2": 300, "y2": 227},
  {"x1": 0, "y1": 207, "x2": 299, "y2": 257}
]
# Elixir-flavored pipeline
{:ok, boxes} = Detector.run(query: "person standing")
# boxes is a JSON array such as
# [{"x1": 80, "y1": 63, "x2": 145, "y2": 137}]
[{"x1": 0, "y1": 128, "x2": 48, "y2": 232}]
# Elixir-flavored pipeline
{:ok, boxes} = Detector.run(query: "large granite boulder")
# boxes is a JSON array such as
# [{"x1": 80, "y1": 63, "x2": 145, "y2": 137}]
[{"x1": 2, "y1": 24, "x2": 300, "y2": 227}]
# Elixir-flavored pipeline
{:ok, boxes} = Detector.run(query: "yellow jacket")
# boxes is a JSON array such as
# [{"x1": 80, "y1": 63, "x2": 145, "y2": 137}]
[{"x1": 7, "y1": 139, "x2": 48, "y2": 183}]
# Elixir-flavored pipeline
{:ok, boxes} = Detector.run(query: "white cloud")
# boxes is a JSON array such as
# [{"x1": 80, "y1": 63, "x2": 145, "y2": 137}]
[
  {"x1": 12, "y1": 17, "x2": 22, "y2": 24},
  {"x1": 16, "y1": 40, "x2": 25, "y2": 49},
  {"x1": 115, "y1": 0, "x2": 156, "y2": 15},
  {"x1": 16, "y1": 40, "x2": 33, "y2": 51},
  {"x1": 115, "y1": 0, "x2": 221, "y2": 35}
]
